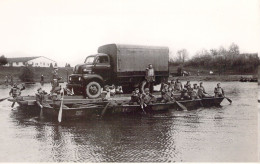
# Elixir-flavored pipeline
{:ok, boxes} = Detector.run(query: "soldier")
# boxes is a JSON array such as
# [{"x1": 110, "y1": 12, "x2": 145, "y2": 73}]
[
  {"x1": 63, "y1": 84, "x2": 74, "y2": 96},
  {"x1": 9, "y1": 83, "x2": 25, "y2": 98},
  {"x1": 184, "y1": 81, "x2": 191, "y2": 89},
  {"x1": 40, "y1": 74, "x2": 44, "y2": 83},
  {"x1": 141, "y1": 88, "x2": 156, "y2": 107},
  {"x1": 129, "y1": 88, "x2": 141, "y2": 105},
  {"x1": 51, "y1": 67, "x2": 62, "y2": 94},
  {"x1": 145, "y1": 64, "x2": 155, "y2": 93},
  {"x1": 161, "y1": 86, "x2": 175, "y2": 103},
  {"x1": 198, "y1": 82, "x2": 207, "y2": 98},
  {"x1": 4, "y1": 75, "x2": 8, "y2": 85},
  {"x1": 174, "y1": 78, "x2": 183, "y2": 92},
  {"x1": 190, "y1": 84, "x2": 199, "y2": 99},
  {"x1": 169, "y1": 79, "x2": 175, "y2": 90},
  {"x1": 102, "y1": 85, "x2": 111, "y2": 100},
  {"x1": 214, "y1": 83, "x2": 225, "y2": 97},
  {"x1": 180, "y1": 88, "x2": 190, "y2": 100},
  {"x1": 35, "y1": 88, "x2": 48, "y2": 108},
  {"x1": 10, "y1": 75, "x2": 13, "y2": 86}
]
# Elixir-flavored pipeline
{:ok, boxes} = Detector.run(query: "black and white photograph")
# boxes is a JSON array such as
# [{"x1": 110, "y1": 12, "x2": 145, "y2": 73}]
[{"x1": 0, "y1": 0, "x2": 259, "y2": 162}]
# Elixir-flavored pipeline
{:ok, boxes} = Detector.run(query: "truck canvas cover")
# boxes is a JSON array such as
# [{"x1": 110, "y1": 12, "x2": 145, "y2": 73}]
[{"x1": 98, "y1": 44, "x2": 169, "y2": 73}]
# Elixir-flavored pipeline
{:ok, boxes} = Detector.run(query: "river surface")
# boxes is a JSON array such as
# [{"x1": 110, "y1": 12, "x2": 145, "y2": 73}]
[{"x1": 0, "y1": 81, "x2": 258, "y2": 162}]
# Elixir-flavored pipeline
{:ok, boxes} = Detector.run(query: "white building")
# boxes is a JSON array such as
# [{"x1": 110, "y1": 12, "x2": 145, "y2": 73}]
[{"x1": 5, "y1": 56, "x2": 57, "y2": 67}]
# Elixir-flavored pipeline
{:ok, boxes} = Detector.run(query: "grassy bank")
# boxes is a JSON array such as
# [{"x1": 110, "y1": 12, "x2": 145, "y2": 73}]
[
  {"x1": 0, "y1": 66, "x2": 73, "y2": 84},
  {"x1": 0, "y1": 65, "x2": 257, "y2": 85}
]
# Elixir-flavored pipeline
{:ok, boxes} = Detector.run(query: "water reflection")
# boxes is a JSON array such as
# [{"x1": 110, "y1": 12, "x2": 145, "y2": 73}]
[{"x1": 0, "y1": 82, "x2": 258, "y2": 162}]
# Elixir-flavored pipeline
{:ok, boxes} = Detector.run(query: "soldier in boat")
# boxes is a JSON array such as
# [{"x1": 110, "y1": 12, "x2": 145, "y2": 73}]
[
  {"x1": 180, "y1": 88, "x2": 190, "y2": 100},
  {"x1": 198, "y1": 82, "x2": 208, "y2": 98},
  {"x1": 169, "y1": 79, "x2": 175, "y2": 90},
  {"x1": 63, "y1": 84, "x2": 74, "y2": 96},
  {"x1": 214, "y1": 83, "x2": 225, "y2": 97},
  {"x1": 145, "y1": 64, "x2": 155, "y2": 93},
  {"x1": 9, "y1": 83, "x2": 25, "y2": 99},
  {"x1": 160, "y1": 77, "x2": 169, "y2": 91},
  {"x1": 174, "y1": 78, "x2": 183, "y2": 92},
  {"x1": 102, "y1": 85, "x2": 112, "y2": 100},
  {"x1": 184, "y1": 81, "x2": 191, "y2": 89},
  {"x1": 129, "y1": 88, "x2": 142, "y2": 105},
  {"x1": 141, "y1": 88, "x2": 157, "y2": 107},
  {"x1": 190, "y1": 84, "x2": 199, "y2": 100},
  {"x1": 36, "y1": 88, "x2": 48, "y2": 108},
  {"x1": 161, "y1": 86, "x2": 175, "y2": 103}
]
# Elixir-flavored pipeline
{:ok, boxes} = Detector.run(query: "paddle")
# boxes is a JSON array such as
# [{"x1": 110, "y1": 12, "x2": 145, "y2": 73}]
[
  {"x1": 101, "y1": 102, "x2": 110, "y2": 117},
  {"x1": 175, "y1": 101, "x2": 187, "y2": 111},
  {"x1": 0, "y1": 96, "x2": 11, "y2": 102},
  {"x1": 225, "y1": 97, "x2": 232, "y2": 104},
  {"x1": 11, "y1": 101, "x2": 16, "y2": 108},
  {"x1": 58, "y1": 91, "x2": 64, "y2": 123}
]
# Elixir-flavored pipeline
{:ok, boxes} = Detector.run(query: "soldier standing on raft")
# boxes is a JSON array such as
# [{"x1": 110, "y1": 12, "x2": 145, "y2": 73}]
[
  {"x1": 145, "y1": 64, "x2": 155, "y2": 93},
  {"x1": 51, "y1": 67, "x2": 62, "y2": 94},
  {"x1": 9, "y1": 83, "x2": 25, "y2": 98},
  {"x1": 35, "y1": 88, "x2": 48, "y2": 108},
  {"x1": 214, "y1": 83, "x2": 225, "y2": 97}
]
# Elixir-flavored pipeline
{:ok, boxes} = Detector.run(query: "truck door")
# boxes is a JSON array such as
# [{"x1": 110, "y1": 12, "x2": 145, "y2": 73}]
[{"x1": 93, "y1": 55, "x2": 111, "y2": 81}]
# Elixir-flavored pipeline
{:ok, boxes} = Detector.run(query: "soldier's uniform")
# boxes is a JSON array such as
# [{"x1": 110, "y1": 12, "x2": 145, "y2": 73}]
[
  {"x1": 145, "y1": 64, "x2": 155, "y2": 93},
  {"x1": 174, "y1": 80, "x2": 183, "y2": 92},
  {"x1": 214, "y1": 84, "x2": 225, "y2": 97},
  {"x1": 9, "y1": 84, "x2": 25, "y2": 98},
  {"x1": 130, "y1": 89, "x2": 141, "y2": 105},
  {"x1": 141, "y1": 88, "x2": 156, "y2": 105},
  {"x1": 51, "y1": 68, "x2": 62, "y2": 94},
  {"x1": 181, "y1": 89, "x2": 190, "y2": 100}
]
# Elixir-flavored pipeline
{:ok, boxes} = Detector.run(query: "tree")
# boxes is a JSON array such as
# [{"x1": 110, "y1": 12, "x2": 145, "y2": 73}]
[
  {"x1": 176, "y1": 49, "x2": 189, "y2": 63},
  {"x1": 19, "y1": 67, "x2": 35, "y2": 82},
  {"x1": 54, "y1": 63, "x2": 57, "y2": 67},
  {"x1": 0, "y1": 55, "x2": 8, "y2": 66},
  {"x1": 229, "y1": 43, "x2": 240, "y2": 58},
  {"x1": 50, "y1": 63, "x2": 53, "y2": 68}
]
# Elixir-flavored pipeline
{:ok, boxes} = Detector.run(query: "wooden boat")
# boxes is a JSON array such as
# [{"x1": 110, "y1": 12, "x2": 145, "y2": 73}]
[{"x1": 41, "y1": 97, "x2": 225, "y2": 120}]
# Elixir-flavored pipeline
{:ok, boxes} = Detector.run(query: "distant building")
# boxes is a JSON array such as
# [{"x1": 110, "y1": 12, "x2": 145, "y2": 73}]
[{"x1": 5, "y1": 56, "x2": 57, "y2": 67}]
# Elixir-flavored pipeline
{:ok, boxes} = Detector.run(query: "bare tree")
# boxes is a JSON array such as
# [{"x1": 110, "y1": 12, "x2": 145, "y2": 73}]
[{"x1": 176, "y1": 49, "x2": 189, "y2": 63}]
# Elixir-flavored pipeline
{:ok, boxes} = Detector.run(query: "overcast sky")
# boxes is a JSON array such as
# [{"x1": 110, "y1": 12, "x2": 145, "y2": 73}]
[{"x1": 0, "y1": 0, "x2": 259, "y2": 66}]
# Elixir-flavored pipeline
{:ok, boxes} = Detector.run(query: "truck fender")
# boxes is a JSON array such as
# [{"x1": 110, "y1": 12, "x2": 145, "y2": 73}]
[{"x1": 82, "y1": 74, "x2": 104, "y2": 86}]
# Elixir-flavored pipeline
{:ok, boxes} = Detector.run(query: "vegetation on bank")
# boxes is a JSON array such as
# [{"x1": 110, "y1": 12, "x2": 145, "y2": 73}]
[
  {"x1": 0, "y1": 66, "x2": 73, "y2": 84},
  {"x1": 170, "y1": 43, "x2": 259, "y2": 75}
]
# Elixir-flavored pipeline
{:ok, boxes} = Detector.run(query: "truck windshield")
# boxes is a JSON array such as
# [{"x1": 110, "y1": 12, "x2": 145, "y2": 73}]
[{"x1": 85, "y1": 56, "x2": 95, "y2": 64}]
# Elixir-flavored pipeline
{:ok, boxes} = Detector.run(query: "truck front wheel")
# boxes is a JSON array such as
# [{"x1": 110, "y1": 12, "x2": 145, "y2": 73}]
[{"x1": 85, "y1": 81, "x2": 101, "y2": 99}]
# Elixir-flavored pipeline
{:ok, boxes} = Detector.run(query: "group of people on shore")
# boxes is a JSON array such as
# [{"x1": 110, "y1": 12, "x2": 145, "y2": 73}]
[{"x1": 4, "y1": 75, "x2": 14, "y2": 86}]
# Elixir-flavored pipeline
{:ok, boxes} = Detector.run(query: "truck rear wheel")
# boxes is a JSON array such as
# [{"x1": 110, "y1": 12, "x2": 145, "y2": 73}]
[{"x1": 85, "y1": 81, "x2": 101, "y2": 99}]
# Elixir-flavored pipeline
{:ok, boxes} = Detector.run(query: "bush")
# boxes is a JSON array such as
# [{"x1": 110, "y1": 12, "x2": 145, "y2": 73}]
[
  {"x1": 19, "y1": 66, "x2": 35, "y2": 82},
  {"x1": 0, "y1": 55, "x2": 8, "y2": 66}
]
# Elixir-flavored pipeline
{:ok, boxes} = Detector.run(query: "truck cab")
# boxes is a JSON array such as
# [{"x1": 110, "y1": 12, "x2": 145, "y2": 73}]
[{"x1": 68, "y1": 53, "x2": 111, "y2": 98}]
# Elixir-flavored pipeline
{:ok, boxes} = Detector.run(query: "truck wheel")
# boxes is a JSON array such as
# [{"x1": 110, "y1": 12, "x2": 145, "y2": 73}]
[{"x1": 85, "y1": 81, "x2": 101, "y2": 99}]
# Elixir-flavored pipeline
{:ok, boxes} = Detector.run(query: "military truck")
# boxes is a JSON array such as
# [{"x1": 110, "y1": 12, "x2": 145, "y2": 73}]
[{"x1": 68, "y1": 44, "x2": 169, "y2": 98}]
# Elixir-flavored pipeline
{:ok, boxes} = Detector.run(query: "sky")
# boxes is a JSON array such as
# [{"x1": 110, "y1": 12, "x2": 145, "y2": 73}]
[{"x1": 0, "y1": 0, "x2": 259, "y2": 67}]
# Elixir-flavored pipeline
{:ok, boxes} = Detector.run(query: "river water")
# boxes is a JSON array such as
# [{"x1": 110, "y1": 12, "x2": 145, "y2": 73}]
[{"x1": 0, "y1": 81, "x2": 258, "y2": 162}]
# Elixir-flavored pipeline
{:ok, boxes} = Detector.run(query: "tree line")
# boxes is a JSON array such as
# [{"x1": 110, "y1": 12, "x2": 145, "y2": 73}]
[{"x1": 169, "y1": 43, "x2": 260, "y2": 74}]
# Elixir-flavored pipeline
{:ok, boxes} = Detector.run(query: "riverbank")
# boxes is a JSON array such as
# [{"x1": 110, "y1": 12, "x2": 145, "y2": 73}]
[
  {"x1": 0, "y1": 66, "x2": 257, "y2": 85},
  {"x1": 0, "y1": 66, "x2": 73, "y2": 84},
  {"x1": 169, "y1": 74, "x2": 255, "y2": 82}
]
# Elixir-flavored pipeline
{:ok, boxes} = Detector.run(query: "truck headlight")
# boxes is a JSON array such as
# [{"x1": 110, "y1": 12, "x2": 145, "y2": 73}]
[
  {"x1": 69, "y1": 77, "x2": 72, "y2": 81},
  {"x1": 78, "y1": 77, "x2": 82, "y2": 81}
]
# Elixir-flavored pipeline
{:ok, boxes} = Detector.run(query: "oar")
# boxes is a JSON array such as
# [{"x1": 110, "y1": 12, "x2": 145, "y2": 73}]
[
  {"x1": 58, "y1": 91, "x2": 64, "y2": 123},
  {"x1": 101, "y1": 102, "x2": 110, "y2": 117},
  {"x1": 11, "y1": 101, "x2": 16, "y2": 108},
  {"x1": 175, "y1": 101, "x2": 187, "y2": 111},
  {"x1": 0, "y1": 96, "x2": 11, "y2": 102},
  {"x1": 225, "y1": 97, "x2": 232, "y2": 104}
]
